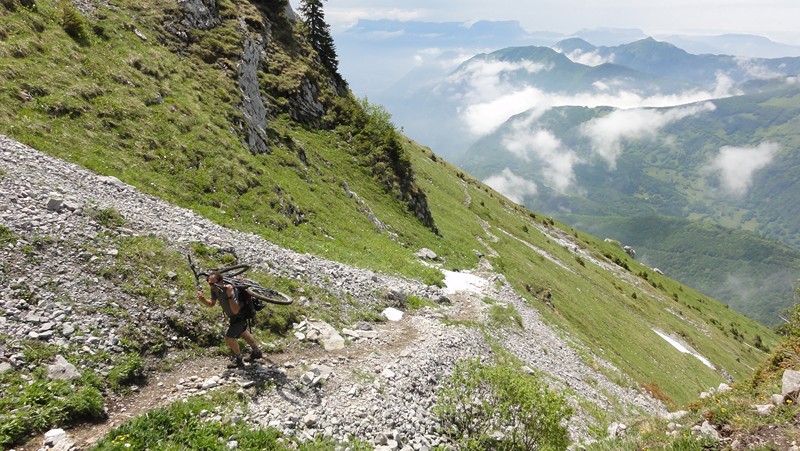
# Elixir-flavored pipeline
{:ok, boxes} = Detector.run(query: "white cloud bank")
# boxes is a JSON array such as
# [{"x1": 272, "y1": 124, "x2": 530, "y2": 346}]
[
  {"x1": 502, "y1": 113, "x2": 582, "y2": 191},
  {"x1": 555, "y1": 48, "x2": 616, "y2": 67},
  {"x1": 483, "y1": 168, "x2": 538, "y2": 203},
  {"x1": 582, "y1": 102, "x2": 717, "y2": 168},
  {"x1": 707, "y1": 142, "x2": 780, "y2": 196},
  {"x1": 451, "y1": 56, "x2": 737, "y2": 138}
]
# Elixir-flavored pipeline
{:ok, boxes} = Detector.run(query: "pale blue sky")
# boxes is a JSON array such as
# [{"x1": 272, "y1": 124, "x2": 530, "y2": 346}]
[{"x1": 289, "y1": 0, "x2": 800, "y2": 45}]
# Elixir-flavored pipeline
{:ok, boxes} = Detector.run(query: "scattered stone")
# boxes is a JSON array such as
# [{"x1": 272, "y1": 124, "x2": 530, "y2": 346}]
[
  {"x1": 62, "y1": 323, "x2": 75, "y2": 336},
  {"x1": 607, "y1": 422, "x2": 627, "y2": 438},
  {"x1": 698, "y1": 420, "x2": 720, "y2": 441},
  {"x1": 202, "y1": 376, "x2": 220, "y2": 389},
  {"x1": 46, "y1": 198, "x2": 64, "y2": 212},
  {"x1": 415, "y1": 248, "x2": 437, "y2": 260},
  {"x1": 753, "y1": 404, "x2": 774, "y2": 416},
  {"x1": 769, "y1": 393, "x2": 785, "y2": 405},
  {"x1": 663, "y1": 410, "x2": 688, "y2": 421},
  {"x1": 43, "y1": 428, "x2": 74, "y2": 451},
  {"x1": 303, "y1": 413, "x2": 318, "y2": 427},
  {"x1": 47, "y1": 355, "x2": 80, "y2": 381}
]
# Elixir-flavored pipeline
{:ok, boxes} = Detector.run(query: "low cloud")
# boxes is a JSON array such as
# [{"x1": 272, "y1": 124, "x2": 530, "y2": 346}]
[
  {"x1": 412, "y1": 47, "x2": 474, "y2": 69},
  {"x1": 559, "y1": 48, "x2": 615, "y2": 67},
  {"x1": 501, "y1": 113, "x2": 582, "y2": 192},
  {"x1": 448, "y1": 58, "x2": 553, "y2": 104},
  {"x1": 461, "y1": 86, "x2": 550, "y2": 136},
  {"x1": 483, "y1": 168, "x2": 538, "y2": 204},
  {"x1": 581, "y1": 102, "x2": 716, "y2": 169},
  {"x1": 450, "y1": 57, "x2": 737, "y2": 138},
  {"x1": 707, "y1": 142, "x2": 780, "y2": 196},
  {"x1": 735, "y1": 57, "x2": 782, "y2": 80}
]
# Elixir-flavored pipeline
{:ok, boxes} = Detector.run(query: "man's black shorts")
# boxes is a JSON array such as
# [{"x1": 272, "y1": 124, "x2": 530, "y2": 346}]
[{"x1": 226, "y1": 316, "x2": 248, "y2": 339}]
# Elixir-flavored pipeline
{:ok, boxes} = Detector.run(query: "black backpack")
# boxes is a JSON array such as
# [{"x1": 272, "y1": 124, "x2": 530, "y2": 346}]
[{"x1": 237, "y1": 288, "x2": 265, "y2": 319}]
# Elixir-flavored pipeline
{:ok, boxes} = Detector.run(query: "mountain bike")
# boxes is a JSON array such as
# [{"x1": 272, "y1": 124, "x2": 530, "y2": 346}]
[{"x1": 188, "y1": 255, "x2": 293, "y2": 305}]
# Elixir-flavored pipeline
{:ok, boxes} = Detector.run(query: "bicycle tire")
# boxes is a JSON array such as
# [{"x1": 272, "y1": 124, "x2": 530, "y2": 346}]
[
  {"x1": 214, "y1": 264, "x2": 250, "y2": 278},
  {"x1": 245, "y1": 286, "x2": 293, "y2": 305}
]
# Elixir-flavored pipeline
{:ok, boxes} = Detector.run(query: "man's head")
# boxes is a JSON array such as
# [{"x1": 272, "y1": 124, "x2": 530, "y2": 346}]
[{"x1": 207, "y1": 272, "x2": 223, "y2": 285}]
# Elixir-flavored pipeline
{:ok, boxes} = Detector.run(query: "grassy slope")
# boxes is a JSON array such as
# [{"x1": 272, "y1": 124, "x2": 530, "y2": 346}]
[
  {"x1": 563, "y1": 214, "x2": 800, "y2": 326},
  {"x1": 0, "y1": 0, "x2": 780, "y2": 408},
  {"x1": 406, "y1": 145, "x2": 777, "y2": 404}
]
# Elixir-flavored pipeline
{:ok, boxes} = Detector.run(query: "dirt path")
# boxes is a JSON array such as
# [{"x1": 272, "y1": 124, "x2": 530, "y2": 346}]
[{"x1": 17, "y1": 307, "x2": 440, "y2": 450}]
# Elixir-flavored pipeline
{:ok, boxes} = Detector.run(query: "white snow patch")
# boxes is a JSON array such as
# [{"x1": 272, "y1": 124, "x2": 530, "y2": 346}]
[
  {"x1": 442, "y1": 270, "x2": 488, "y2": 295},
  {"x1": 653, "y1": 329, "x2": 715, "y2": 369},
  {"x1": 382, "y1": 307, "x2": 404, "y2": 322}
]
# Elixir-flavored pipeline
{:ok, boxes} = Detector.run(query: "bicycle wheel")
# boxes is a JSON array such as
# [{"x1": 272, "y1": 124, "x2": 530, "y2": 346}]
[
  {"x1": 245, "y1": 286, "x2": 293, "y2": 305},
  {"x1": 214, "y1": 264, "x2": 250, "y2": 278}
]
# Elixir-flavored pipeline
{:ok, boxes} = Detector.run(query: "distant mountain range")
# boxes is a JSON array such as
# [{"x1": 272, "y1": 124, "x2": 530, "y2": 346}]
[
  {"x1": 333, "y1": 20, "x2": 800, "y2": 98},
  {"x1": 370, "y1": 37, "x2": 800, "y2": 161}
]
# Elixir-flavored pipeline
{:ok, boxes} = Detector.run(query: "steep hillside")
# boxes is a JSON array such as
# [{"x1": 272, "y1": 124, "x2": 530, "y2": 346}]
[
  {"x1": 561, "y1": 214, "x2": 800, "y2": 325},
  {"x1": 0, "y1": 0, "x2": 789, "y2": 449}
]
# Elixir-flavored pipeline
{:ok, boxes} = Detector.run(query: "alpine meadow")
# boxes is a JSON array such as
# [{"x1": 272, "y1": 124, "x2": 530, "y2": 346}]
[{"x1": 0, "y1": 0, "x2": 799, "y2": 450}]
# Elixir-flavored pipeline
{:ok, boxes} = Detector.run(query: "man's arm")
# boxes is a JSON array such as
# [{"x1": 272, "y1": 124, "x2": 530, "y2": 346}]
[
  {"x1": 197, "y1": 289, "x2": 215, "y2": 308},
  {"x1": 227, "y1": 284, "x2": 241, "y2": 314}
]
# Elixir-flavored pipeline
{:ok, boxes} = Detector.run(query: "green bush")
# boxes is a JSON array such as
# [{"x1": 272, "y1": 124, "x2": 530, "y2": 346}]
[
  {"x1": 0, "y1": 372, "x2": 105, "y2": 447},
  {"x1": 108, "y1": 353, "x2": 144, "y2": 390},
  {"x1": 488, "y1": 302, "x2": 524, "y2": 330},
  {"x1": 435, "y1": 358, "x2": 572, "y2": 450},
  {"x1": 59, "y1": 0, "x2": 89, "y2": 44},
  {"x1": 86, "y1": 206, "x2": 126, "y2": 228}
]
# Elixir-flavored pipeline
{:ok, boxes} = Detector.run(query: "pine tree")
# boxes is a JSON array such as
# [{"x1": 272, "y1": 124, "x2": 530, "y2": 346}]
[{"x1": 298, "y1": 0, "x2": 340, "y2": 80}]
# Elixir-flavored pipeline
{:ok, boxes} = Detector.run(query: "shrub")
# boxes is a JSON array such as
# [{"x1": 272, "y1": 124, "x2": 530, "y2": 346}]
[
  {"x1": 435, "y1": 358, "x2": 572, "y2": 450},
  {"x1": 59, "y1": 0, "x2": 89, "y2": 44},
  {"x1": 108, "y1": 353, "x2": 145, "y2": 390},
  {"x1": 488, "y1": 302, "x2": 524, "y2": 330},
  {"x1": 86, "y1": 206, "x2": 126, "y2": 228},
  {"x1": 0, "y1": 224, "x2": 16, "y2": 245}
]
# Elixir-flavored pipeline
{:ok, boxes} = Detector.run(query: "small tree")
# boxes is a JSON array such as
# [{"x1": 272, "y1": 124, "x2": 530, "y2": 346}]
[{"x1": 298, "y1": 0, "x2": 340, "y2": 80}]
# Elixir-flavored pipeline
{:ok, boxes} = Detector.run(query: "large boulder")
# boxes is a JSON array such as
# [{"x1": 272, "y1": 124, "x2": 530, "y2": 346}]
[{"x1": 782, "y1": 369, "x2": 800, "y2": 401}]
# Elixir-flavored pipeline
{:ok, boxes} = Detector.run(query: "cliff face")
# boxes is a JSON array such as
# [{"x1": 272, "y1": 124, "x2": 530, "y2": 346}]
[{"x1": 162, "y1": 0, "x2": 345, "y2": 152}]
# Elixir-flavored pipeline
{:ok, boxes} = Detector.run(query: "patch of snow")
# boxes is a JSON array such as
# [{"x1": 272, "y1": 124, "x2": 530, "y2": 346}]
[
  {"x1": 382, "y1": 307, "x2": 404, "y2": 322},
  {"x1": 442, "y1": 270, "x2": 488, "y2": 295},
  {"x1": 653, "y1": 329, "x2": 715, "y2": 369}
]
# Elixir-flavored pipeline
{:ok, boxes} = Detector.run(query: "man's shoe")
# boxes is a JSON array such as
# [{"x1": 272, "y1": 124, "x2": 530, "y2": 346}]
[
  {"x1": 227, "y1": 355, "x2": 245, "y2": 369},
  {"x1": 246, "y1": 348, "x2": 263, "y2": 362}
]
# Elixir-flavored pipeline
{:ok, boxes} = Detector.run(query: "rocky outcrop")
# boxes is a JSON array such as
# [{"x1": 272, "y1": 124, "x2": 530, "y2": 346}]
[{"x1": 238, "y1": 35, "x2": 270, "y2": 154}]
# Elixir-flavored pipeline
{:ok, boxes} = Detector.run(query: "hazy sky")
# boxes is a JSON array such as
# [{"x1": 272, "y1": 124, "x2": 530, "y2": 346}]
[{"x1": 290, "y1": 0, "x2": 800, "y2": 45}]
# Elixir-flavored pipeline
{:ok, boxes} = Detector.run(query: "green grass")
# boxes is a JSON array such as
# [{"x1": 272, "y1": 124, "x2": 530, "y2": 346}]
[
  {"x1": 0, "y1": 347, "x2": 106, "y2": 446},
  {"x1": 92, "y1": 389, "x2": 372, "y2": 450},
  {"x1": 0, "y1": 0, "x2": 786, "y2": 437}
]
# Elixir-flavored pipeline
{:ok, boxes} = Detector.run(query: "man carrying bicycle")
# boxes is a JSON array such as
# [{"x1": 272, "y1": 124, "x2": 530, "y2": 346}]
[{"x1": 197, "y1": 271, "x2": 263, "y2": 369}]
